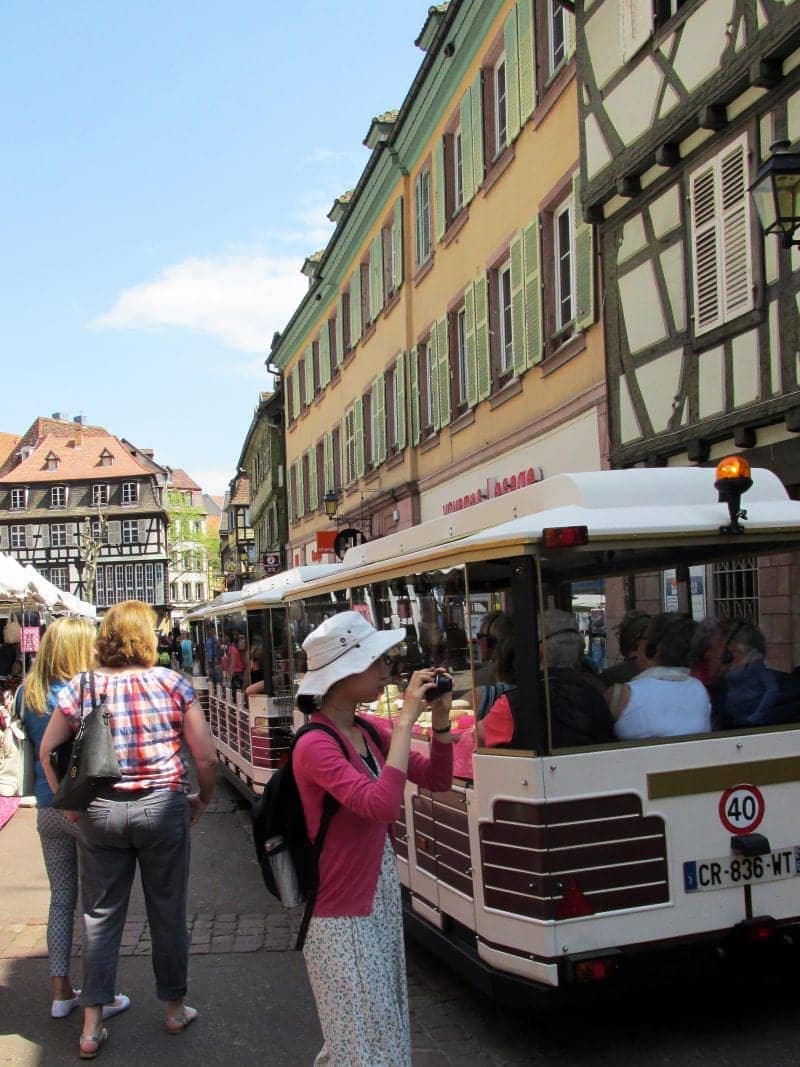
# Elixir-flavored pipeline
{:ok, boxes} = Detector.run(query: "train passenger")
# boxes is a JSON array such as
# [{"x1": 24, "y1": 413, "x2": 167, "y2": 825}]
[
  {"x1": 689, "y1": 619, "x2": 728, "y2": 700},
  {"x1": 473, "y1": 610, "x2": 514, "y2": 720},
  {"x1": 292, "y1": 611, "x2": 453, "y2": 1067},
  {"x1": 714, "y1": 619, "x2": 800, "y2": 729},
  {"x1": 478, "y1": 610, "x2": 614, "y2": 749},
  {"x1": 612, "y1": 616, "x2": 710, "y2": 740},
  {"x1": 599, "y1": 610, "x2": 651, "y2": 687}
]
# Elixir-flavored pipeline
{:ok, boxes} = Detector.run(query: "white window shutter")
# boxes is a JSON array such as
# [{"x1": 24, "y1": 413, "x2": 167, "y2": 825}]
[
  {"x1": 620, "y1": 0, "x2": 652, "y2": 62},
  {"x1": 523, "y1": 218, "x2": 543, "y2": 365},
  {"x1": 720, "y1": 138, "x2": 753, "y2": 322},
  {"x1": 38, "y1": 523, "x2": 50, "y2": 549},
  {"x1": 573, "y1": 171, "x2": 596, "y2": 333},
  {"x1": 0, "y1": 527, "x2": 8, "y2": 550},
  {"x1": 510, "y1": 232, "x2": 527, "y2": 376},
  {"x1": 434, "y1": 137, "x2": 447, "y2": 241},
  {"x1": 517, "y1": 0, "x2": 536, "y2": 124},
  {"x1": 690, "y1": 162, "x2": 721, "y2": 335},
  {"x1": 108, "y1": 521, "x2": 121, "y2": 546},
  {"x1": 138, "y1": 520, "x2": 146, "y2": 543},
  {"x1": 504, "y1": 7, "x2": 521, "y2": 143},
  {"x1": 409, "y1": 345, "x2": 420, "y2": 446}
]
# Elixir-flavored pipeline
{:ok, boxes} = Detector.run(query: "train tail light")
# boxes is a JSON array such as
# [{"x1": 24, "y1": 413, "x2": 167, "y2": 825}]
[
  {"x1": 573, "y1": 956, "x2": 619, "y2": 983},
  {"x1": 735, "y1": 916, "x2": 777, "y2": 944},
  {"x1": 541, "y1": 526, "x2": 589, "y2": 549},
  {"x1": 555, "y1": 877, "x2": 595, "y2": 919}
]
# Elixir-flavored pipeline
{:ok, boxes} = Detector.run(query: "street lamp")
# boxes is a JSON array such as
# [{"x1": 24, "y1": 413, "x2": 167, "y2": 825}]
[
  {"x1": 322, "y1": 487, "x2": 373, "y2": 536},
  {"x1": 750, "y1": 140, "x2": 800, "y2": 248},
  {"x1": 323, "y1": 489, "x2": 339, "y2": 520}
]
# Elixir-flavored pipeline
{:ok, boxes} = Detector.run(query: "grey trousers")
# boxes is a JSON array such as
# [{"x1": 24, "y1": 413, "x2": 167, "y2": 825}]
[
  {"x1": 36, "y1": 806, "x2": 78, "y2": 977},
  {"x1": 77, "y1": 789, "x2": 191, "y2": 1006}
]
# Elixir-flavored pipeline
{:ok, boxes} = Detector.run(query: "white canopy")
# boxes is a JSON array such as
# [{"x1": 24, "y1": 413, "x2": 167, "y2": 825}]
[{"x1": 0, "y1": 553, "x2": 96, "y2": 620}]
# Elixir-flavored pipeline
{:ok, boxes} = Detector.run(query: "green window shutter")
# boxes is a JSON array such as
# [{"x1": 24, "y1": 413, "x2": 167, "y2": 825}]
[
  {"x1": 374, "y1": 374, "x2": 386, "y2": 464},
  {"x1": 392, "y1": 197, "x2": 404, "y2": 289},
  {"x1": 464, "y1": 283, "x2": 478, "y2": 408},
  {"x1": 297, "y1": 460, "x2": 305, "y2": 519},
  {"x1": 291, "y1": 365, "x2": 300, "y2": 417},
  {"x1": 288, "y1": 463, "x2": 295, "y2": 524},
  {"x1": 395, "y1": 349, "x2": 406, "y2": 450},
  {"x1": 523, "y1": 218, "x2": 543, "y2": 366},
  {"x1": 504, "y1": 8, "x2": 521, "y2": 144},
  {"x1": 517, "y1": 0, "x2": 536, "y2": 124},
  {"x1": 323, "y1": 431, "x2": 334, "y2": 492},
  {"x1": 434, "y1": 136, "x2": 447, "y2": 242},
  {"x1": 459, "y1": 92, "x2": 475, "y2": 205},
  {"x1": 369, "y1": 234, "x2": 383, "y2": 322},
  {"x1": 355, "y1": 395, "x2": 365, "y2": 478},
  {"x1": 304, "y1": 345, "x2": 314, "y2": 403},
  {"x1": 319, "y1": 325, "x2": 331, "y2": 387},
  {"x1": 409, "y1": 345, "x2": 420, "y2": 446},
  {"x1": 308, "y1": 448, "x2": 318, "y2": 512},
  {"x1": 436, "y1": 316, "x2": 451, "y2": 428},
  {"x1": 336, "y1": 296, "x2": 345, "y2": 362},
  {"x1": 429, "y1": 325, "x2": 441, "y2": 430},
  {"x1": 510, "y1": 232, "x2": 527, "y2": 377},
  {"x1": 350, "y1": 268, "x2": 362, "y2": 344},
  {"x1": 470, "y1": 72, "x2": 484, "y2": 192},
  {"x1": 573, "y1": 171, "x2": 596, "y2": 332},
  {"x1": 474, "y1": 274, "x2": 491, "y2": 401}
]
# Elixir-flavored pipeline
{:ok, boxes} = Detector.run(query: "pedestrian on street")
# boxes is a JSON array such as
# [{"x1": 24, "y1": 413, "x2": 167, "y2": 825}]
[
  {"x1": 19, "y1": 618, "x2": 130, "y2": 1024},
  {"x1": 293, "y1": 611, "x2": 453, "y2": 1067},
  {"x1": 40, "y1": 600, "x2": 218, "y2": 1060}
]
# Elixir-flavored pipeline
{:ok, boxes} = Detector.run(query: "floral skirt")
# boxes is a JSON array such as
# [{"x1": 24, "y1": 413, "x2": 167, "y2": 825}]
[{"x1": 303, "y1": 838, "x2": 411, "y2": 1067}]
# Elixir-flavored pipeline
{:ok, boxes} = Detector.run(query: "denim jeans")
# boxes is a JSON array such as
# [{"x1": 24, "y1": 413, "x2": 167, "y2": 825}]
[{"x1": 78, "y1": 789, "x2": 190, "y2": 1005}]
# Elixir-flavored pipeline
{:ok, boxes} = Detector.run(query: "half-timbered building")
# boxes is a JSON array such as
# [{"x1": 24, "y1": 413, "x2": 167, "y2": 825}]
[
  {"x1": 577, "y1": 0, "x2": 800, "y2": 667},
  {"x1": 0, "y1": 415, "x2": 169, "y2": 617}
]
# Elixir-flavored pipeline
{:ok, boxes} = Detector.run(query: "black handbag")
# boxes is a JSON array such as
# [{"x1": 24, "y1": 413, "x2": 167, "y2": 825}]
[{"x1": 51, "y1": 672, "x2": 122, "y2": 811}]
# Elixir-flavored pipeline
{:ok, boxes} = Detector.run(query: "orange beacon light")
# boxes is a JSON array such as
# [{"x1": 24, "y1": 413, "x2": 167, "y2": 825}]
[{"x1": 714, "y1": 455, "x2": 753, "y2": 534}]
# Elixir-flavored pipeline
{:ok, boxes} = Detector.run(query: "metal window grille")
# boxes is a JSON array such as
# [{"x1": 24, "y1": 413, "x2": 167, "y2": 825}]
[{"x1": 711, "y1": 556, "x2": 759, "y2": 623}]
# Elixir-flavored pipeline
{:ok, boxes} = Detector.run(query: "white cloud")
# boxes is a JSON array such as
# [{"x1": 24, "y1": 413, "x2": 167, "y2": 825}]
[{"x1": 92, "y1": 253, "x2": 308, "y2": 354}]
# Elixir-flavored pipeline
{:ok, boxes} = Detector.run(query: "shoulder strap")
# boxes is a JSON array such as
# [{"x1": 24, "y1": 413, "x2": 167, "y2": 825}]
[
  {"x1": 13, "y1": 685, "x2": 24, "y2": 720},
  {"x1": 353, "y1": 714, "x2": 385, "y2": 755},
  {"x1": 79, "y1": 673, "x2": 86, "y2": 722}
]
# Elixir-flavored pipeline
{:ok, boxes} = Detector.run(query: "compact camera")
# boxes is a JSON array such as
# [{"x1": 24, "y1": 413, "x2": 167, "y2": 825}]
[{"x1": 424, "y1": 672, "x2": 453, "y2": 700}]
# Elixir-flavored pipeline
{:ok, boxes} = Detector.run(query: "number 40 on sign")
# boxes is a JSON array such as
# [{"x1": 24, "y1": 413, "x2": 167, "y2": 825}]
[{"x1": 718, "y1": 784, "x2": 765, "y2": 834}]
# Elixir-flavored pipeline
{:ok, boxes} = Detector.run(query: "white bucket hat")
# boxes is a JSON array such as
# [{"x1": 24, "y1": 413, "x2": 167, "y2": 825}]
[{"x1": 296, "y1": 610, "x2": 406, "y2": 697}]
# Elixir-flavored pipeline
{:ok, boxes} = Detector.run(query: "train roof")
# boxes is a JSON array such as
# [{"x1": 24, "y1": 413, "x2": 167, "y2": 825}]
[
  {"x1": 307, "y1": 466, "x2": 800, "y2": 584},
  {"x1": 185, "y1": 564, "x2": 340, "y2": 619}
]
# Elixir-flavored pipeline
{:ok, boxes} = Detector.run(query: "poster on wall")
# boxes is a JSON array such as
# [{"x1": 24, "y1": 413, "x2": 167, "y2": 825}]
[{"x1": 663, "y1": 566, "x2": 707, "y2": 618}]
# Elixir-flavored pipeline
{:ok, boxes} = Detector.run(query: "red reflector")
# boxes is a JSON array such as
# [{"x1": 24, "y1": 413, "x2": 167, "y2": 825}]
[
  {"x1": 556, "y1": 877, "x2": 595, "y2": 919},
  {"x1": 542, "y1": 526, "x2": 589, "y2": 549}
]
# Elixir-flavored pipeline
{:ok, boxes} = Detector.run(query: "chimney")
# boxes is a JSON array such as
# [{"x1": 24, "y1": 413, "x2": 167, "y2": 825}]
[
  {"x1": 51, "y1": 411, "x2": 69, "y2": 421},
  {"x1": 73, "y1": 414, "x2": 87, "y2": 426}
]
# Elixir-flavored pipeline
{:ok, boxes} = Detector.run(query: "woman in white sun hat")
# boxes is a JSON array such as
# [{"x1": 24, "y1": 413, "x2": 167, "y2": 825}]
[{"x1": 293, "y1": 610, "x2": 453, "y2": 1067}]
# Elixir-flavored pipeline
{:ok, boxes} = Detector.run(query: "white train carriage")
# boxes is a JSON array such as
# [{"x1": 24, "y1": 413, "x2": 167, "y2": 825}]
[{"x1": 283, "y1": 460, "x2": 800, "y2": 998}]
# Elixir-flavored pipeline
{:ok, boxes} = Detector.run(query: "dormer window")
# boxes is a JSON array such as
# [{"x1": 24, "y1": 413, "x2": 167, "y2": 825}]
[
  {"x1": 50, "y1": 485, "x2": 67, "y2": 509},
  {"x1": 100, "y1": 449, "x2": 114, "y2": 468},
  {"x1": 10, "y1": 488, "x2": 26, "y2": 511},
  {"x1": 92, "y1": 484, "x2": 109, "y2": 506},
  {"x1": 45, "y1": 451, "x2": 60, "y2": 472},
  {"x1": 121, "y1": 481, "x2": 138, "y2": 505}
]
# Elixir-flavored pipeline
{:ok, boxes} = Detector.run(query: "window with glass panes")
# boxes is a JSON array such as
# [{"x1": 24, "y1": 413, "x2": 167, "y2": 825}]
[
  {"x1": 122, "y1": 519, "x2": 139, "y2": 544},
  {"x1": 92, "y1": 484, "x2": 109, "y2": 506},
  {"x1": 51, "y1": 486, "x2": 66, "y2": 508},
  {"x1": 10, "y1": 525, "x2": 25, "y2": 549},
  {"x1": 51, "y1": 524, "x2": 67, "y2": 548},
  {"x1": 121, "y1": 482, "x2": 137, "y2": 505},
  {"x1": 10, "y1": 489, "x2": 25, "y2": 510}
]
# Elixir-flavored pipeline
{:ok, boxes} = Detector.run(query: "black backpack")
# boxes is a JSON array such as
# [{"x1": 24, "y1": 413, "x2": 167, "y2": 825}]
[{"x1": 251, "y1": 716, "x2": 383, "y2": 950}]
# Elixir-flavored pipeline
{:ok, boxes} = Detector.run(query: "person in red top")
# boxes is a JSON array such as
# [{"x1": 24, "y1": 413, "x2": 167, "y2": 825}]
[{"x1": 293, "y1": 611, "x2": 453, "y2": 1067}]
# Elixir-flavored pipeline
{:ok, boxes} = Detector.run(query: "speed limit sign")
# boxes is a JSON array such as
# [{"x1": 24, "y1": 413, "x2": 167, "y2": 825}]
[{"x1": 718, "y1": 784, "x2": 765, "y2": 834}]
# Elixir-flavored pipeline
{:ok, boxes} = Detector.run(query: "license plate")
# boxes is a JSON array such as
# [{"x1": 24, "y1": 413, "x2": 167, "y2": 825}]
[{"x1": 683, "y1": 846, "x2": 800, "y2": 893}]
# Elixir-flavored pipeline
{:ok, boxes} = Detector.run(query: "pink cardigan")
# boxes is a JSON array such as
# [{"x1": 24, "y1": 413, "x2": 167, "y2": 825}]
[{"x1": 293, "y1": 713, "x2": 453, "y2": 917}]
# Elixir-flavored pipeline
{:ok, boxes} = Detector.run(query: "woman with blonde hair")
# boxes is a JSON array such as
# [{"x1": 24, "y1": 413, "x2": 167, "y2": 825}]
[
  {"x1": 21, "y1": 618, "x2": 129, "y2": 1022},
  {"x1": 40, "y1": 600, "x2": 218, "y2": 1059}
]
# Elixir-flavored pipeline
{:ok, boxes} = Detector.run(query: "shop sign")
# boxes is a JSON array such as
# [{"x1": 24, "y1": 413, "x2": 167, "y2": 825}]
[{"x1": 441, "y1": 466, "x2": 543, "y2": 516}]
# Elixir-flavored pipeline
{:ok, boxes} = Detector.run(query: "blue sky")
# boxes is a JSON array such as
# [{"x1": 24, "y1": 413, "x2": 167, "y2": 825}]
[{"x1": 0, "y1": 1, "x2": 432, "y2": 494}]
